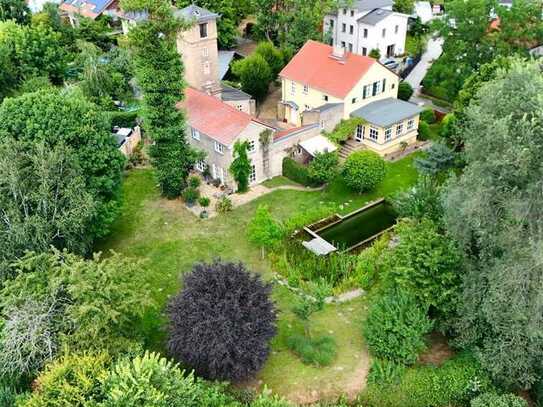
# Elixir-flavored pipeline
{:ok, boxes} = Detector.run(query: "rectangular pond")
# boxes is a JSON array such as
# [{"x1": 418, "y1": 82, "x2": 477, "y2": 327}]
[{"x1": 303, "y1": 199, "x2": 397, "y2": 254}]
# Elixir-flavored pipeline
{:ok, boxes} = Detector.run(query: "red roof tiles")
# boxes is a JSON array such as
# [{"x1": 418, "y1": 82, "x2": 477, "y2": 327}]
[{"x1": 279, "y1": 40, "x2": 376, "y2": 99}]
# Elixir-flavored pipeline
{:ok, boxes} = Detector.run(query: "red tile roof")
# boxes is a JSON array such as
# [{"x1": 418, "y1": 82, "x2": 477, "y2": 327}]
[
  {"x1": 274, "y1": 124, "x2": 318, "y2": 142},
  {"x1": 279, "y1": 40, "x2": 376, "y2": 99},
  {"x1": 180, "y1": 88, "x2": 271, "y2": 146}
]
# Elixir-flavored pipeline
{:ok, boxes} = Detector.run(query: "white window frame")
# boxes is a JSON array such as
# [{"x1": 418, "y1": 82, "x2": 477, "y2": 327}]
[
  {"x1": 191, "y1": 128, "x2": 200, "y2": 141},
  {"x1": 303, "y1": 84, "x2": 309, "y2": 94},
  {"x1": 249, "y1": 164, "x2": 256, "y2": 183},
  {"x1": 355, "y1": 124, "x2": 365, "y2": 141},
  {"x1": 407, "y1": 119, "x2": 415, "y2": 131},
  {"x1": 202, "y1": 47, "x2": 209, "y2": 57},
  {"x1": 214, "y1": 141, "x2": 224, "y2": 154},
  {"x1": 385, "y1": 127, "x2": 392, "y2": 141},
  {"x1": 247, "y1": 140, "x2": 256, "y2": 153},
  {"x1": 396, "y1": 123, "x2": 404, "y2": 136},
  {"x1": 195, "y1": 160, "x2": 206, "y2": 172},
  {"x1": 323, "y1": 94, "x2": 329, "y2": 101},
  {"x1": 369, "y1": 126, "x2": 379, "y2": 141},
  {"x1": 290, "y1": 81, "x2": 296, "y2": 95}
]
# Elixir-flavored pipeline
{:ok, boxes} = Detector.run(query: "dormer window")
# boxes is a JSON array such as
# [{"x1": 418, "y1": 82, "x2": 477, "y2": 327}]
[{"x1": 199, "y1": 23, "x2": 208, "y2": 38}]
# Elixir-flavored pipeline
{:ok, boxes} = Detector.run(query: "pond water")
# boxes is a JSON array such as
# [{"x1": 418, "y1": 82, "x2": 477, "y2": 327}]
[{"x1": 317, "y1": 202, "x2": 396, "y2": 250}]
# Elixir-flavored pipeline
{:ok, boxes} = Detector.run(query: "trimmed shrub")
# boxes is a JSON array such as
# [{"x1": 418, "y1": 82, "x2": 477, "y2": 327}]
[
  {"x1": 182, "y1": 187, "x2": 200, "y2": 204},
  {"x1": 398, "y1": 82, "x2": 414, "y2": 101},
  {"x1": 363, "y1": 289, "x2": 433, "y2": 365},
  {"x1": 198, "y1": 196, "x2": 210, "y2": 207},
  {"x1": 359, "y1": 352, "x2": 494, "y2": 407},
  {"x1": 108, "y1": 110, "x2": 138, "y2": 128},
  {"x1": 417, "y1": 120, "x2": 431, "y2": 141},
  {"x1": 369, "y1": 48, "x2": 381, "y2": 59},
  {"x1": 471, "y1": 393, "x2": 528, "y2": 407},
  {"x1": 166, "y1": 260, "x2": 277, "y2": 381},
  {"x1": 420, "y1": 108, "x2": 436, "y2": 124},
  {"x1": 342, "y1": 150, "x2": 386, "y2": 193},
  {"x1": 286, "y1": 334, "x2": 336, "y2": 366},
  {"x1": 282, "y1": 157, "x2": 319, "y2": 187},
  {"x1": 307, "y1": 152, "x2": 340, "y2": 184}
]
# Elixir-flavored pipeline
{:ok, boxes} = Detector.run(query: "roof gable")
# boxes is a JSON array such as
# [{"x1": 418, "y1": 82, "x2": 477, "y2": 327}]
[
  {"x1": 279, "y1": 41, "x2": 376, "y2": 99},
  {"x1": 60, "y1": 0, "x2": 114, "y2": 17}
]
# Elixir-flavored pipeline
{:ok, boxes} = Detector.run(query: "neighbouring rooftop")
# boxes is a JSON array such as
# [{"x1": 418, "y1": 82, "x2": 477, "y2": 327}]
[{"x1": 351, "y1": 98, "x2": 423, "y2": 127}]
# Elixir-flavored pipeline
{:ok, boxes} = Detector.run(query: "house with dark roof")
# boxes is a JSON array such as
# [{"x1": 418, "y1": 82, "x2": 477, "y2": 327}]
[
  {"x1": 59, "y1": 0, "x2": 119, "y2": 25},
  {"x1": 323, "y1": 0, "x2": 409, "y2": 59},
  {"x1": 279, "y1": 40, "x2": 422, "y2": 156}
]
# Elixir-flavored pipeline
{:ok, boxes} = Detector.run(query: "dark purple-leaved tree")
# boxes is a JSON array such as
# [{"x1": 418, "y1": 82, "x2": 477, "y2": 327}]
[{"x1": 166, "y1": 260, "x2": 277, "y2": 381}]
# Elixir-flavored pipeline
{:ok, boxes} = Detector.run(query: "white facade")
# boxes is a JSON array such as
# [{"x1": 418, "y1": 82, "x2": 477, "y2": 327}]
[{"x1": 324, "y1": 5, "x2": 408, "y2": 59}]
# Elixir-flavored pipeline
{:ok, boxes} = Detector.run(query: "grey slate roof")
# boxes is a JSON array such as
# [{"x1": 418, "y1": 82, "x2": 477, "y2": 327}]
[
  {"x1": 351, "y1": 98, "x2": 423, "y2": 127},
  {"x1": 221, "y1": 84, "x2": 252, "y2": 101},
  {"x1": 352, "y1": 0, "x2": 393, "y2": 11},
  {"x1": 174, "y1": 4, "x2": 219, "y2": 23},
  {"x1": 218, "y1": 50, "x2": 235, "y2": 79},
  {"x1": 310, "y1": 102, "x2": 344, "y2": 113},
  {"x1": 358, "y1": 8, "x2": 393, "y2": 25}
]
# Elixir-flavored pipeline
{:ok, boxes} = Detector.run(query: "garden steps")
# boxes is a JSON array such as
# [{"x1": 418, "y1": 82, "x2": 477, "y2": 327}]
[{"x1": 338, "y1": 140, "x2": 365, "y2": 160}]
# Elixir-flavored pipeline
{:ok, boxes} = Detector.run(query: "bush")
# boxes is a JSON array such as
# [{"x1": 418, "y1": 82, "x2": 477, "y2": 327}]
[
  {"x1": 363, "y1": 289, "x2": 433, "y2": 365},
  {"x1": 255, "y1": 41, "x2": 285, "y2": 78},
  {"x1": 324, "y1": 118, "x2": 365, "y2": 144},
  {"x1": 307, "y1": 152, "x2": 339, "y2": 184},
  {"x1": 367, "y1": 358, "x2": 405, "y2": 385},
  {"x1": 398, "y1": 82, "x2": 414, "y2": 101},
  {"x1": 342, "y1": 150, "x2": 386, "y2": 193},
  {"x1": 369, "y1": 48, "x2": 381, "y2": 59},
  {"x1": 182, "y1": 187, "x2": 200, "y2": 204},
  {"x1": 420, "y1": 108, "x2": 436, "y2": 124},
  {"x1": 232, "y1": 54, "x2": 272, "y2": 101},
  {"x1": 359, "y1": 352, "x2": 493, "y2": 407},
  {"x1": 471, "y1": 393, "x2": 528, "y2": 407},
  {"x1": 286, "y1": 334, "x2": 336, "y2": 366},
  {"x1": 166, "y1": 260, "x2": 277, "y2": 381},
  {"x1": 391, "y1": 176, "x2": 443, "y2": 223},
  {"x1": 108, "y1": 110, "x2": 138, "y2": 128},
  {"x1": 282, "y1": 157, "x2": 319, "y2": 187},
  {"x1": 188, "y1": 175, "x2": 201, "y2": 189},
  {"x1": 247, "y1": 205, "x2": 284, "y2": 258},
  {"x1": 215, "y1": 196, "x2": 233, "y2": 213},
  {"x1": 198, "y1": 196, "x2": 210, "y2": 207},
  {"x1": 417, "y1": 120, "x2": 431, "y2": 141},
  {"x1": 19, "y1": 353, "x2": 110, "y2": 407}
]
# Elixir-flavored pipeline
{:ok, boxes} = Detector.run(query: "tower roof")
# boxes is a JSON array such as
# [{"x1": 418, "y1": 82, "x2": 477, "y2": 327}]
[{"x1": 174, "y1": 4, "x2": 219, "y2": 22}]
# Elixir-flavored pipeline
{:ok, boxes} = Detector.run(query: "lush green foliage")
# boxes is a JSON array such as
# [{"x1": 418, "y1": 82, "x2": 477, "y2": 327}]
[
  {"x1": 215, "y1": 196, "x2": 233, "y2": 213},
  {"x1": 124, "y1": 0, "x2": 193, "y2": 198},
  {"x1": 419, "y1": 108, "x2": 436, "y2": 124},
  {"x1": 167, "y1": 260, "x2": 276, "y2": 381},
  {"x1": 230, "y1": 141, "x2": 252, "y2": 192},
  {"x1": 0, "y1": 0, "x2": 29, "y2": 24},
  {"x1": 282, "y1": 157, "x2": 320, "y2": 187},
  {"x1": 444, "y1": 60, "x2": 543, "y2": 389},
  {"x1": 417, "y1": 121, "x2": 430, "y2": 141},
  {"x1": 359, "y1": 352, "x2": 493, "y2": 407},
  {"x1": 307, "y1": 152, "x2": 340, "y2": 184},
  {"x1": 248, "y1": 205, "x2": 284, "y2": 256},
  {"x1": 414, "y1": 143, "x2": 455, "y2": 177},
  {"x1": 232, "y1": 54, "x2": 273, "y2": 101},
  {"x1": 393, "y1": 0, "x2": 414, "y2": 14},
  {"x1": 286, "y1": 334, "x2": 336, "y2": 366},
  {"x1": 0, "y1": 89, "x2": 124, "y2": 239},
  {"x1": 324, "y1": 118, "x2": 365, "y2": 144},
  {"x1": 363, "y1": 289, "x2": 433, "y2": 365},
  {"x1": 397, "y1": 81, "x2": 414, "y2": 101},
  {"x1": 367, "y1": 358, "x2": 405, "y2": 385},
  {"x1": 470, "y1": 393, "x2": 528, "y2": 407},
  {"x1": 182, "y1": 186, "x2": 200, "y2": 204},
  {"x1": 369, "y1": 48, "x2": 380, "y2": 59},
  {"x1": 391, "y1": 177, "x2": 443, "y2": 223},
  {"x1": 255, "y1": 41, "x2": 285, "y2": 78},
  {"x1": 342, "y1": 150, "x2": 386, "y2": 193}
]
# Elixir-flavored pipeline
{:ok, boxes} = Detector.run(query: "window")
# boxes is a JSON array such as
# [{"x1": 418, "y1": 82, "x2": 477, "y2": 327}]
[
  {"x1": 392, "y1": 83, "x2": 395, "y2": 89},
  {"x1": 195, "y1": 160, "x2": 206, "y2": 172},
  {"x1": 395, "y1": 25, "x2": 399, "y2": 34},
  {"x1": 303, "y1": 84, "x2": 309, "y2": 94},
  {"x1": 214, "y1": 141, "x2": 224, "y2": 154},
  {"x1": 341, "y1": 41, "x2": 346, "y2": 48},
  {"x1": 372, "y1": 81, "x2": 381, "y2": 96},
  {"x1": 350, "y1": 9, "x2": 354, "y2": 16},
  {"x1": 291, "y1": 81, "x2": 296, "y2": 95},
  {"x1": 349, "y1": 25, "x2": 354, "y2": 34},
  {"x1": 352, "y1": 97, "x2": 357, "y2": 104},
  {"x1": 382, "y1": 28, "x2": 386, "y2": 38},
  {"x1": 348, "y1": 43, "x2": 353, "y2": 52},
  {"x1": 191, "y1": 128, "x2": 200, "y2": 141},
  {"x1": 385, "y1": 127, "x2": 392, "y2": 141},
  {"x1": 342, "y1": 23, "x2": 346, "y2": 32},
  {"x1": 369, "y1": 126, "x2": 379, "y2": 141},
  {"x1": 236, "y1": 104, "x2": 243, "y2": 111},
  {"x1": 330, "y1": 19, "x2": 334, "y2": 28},
  {"x1": 362, "y1": 47, "x2": 367, "y2": 56},
  {"x1": 199, "y1": 23, "x2": 208, "y2": 38},
  {"x1": 304, "y1": 104, "x2": 310, "y2": 110},
  {"x1": 396, "y1": 123, "x2": 403, "y2": 136},
  {"x1": 249, "y1": 165, "x2": 256, "y2": 183},
  {"x1": 343, "y1": 8, "x2": 347, "y2": 14},
  {"x1": 203, "y1": 61, "x2": 210, "y2": 75},
  {"x1": 363, "y1": 84, "x2": 371, "y2": 99},
  {"x1": 247, "y1": 140, "x2": 256, "y2": 153},
  {"x1": 407, "y1": 119, "x2": 415, "y2": 130},
  {"x1": 320, "y1": 120, "x2": 325, "y2": 129},
  {"x1": 363, "y1": 28, "x2": 368, "y2": 38},
  {"x1": 382, "y1": 78, "x2": 387, "y2": 92},
  {"x1": 202, "y1": 47, "x2": 209, "y2": 57},
  {"x1": 355, "y1": 124, "x2": 365, "y2": 140},
  {"x1": 323, "y1": 95, "x2": 329, "y2": 101}
]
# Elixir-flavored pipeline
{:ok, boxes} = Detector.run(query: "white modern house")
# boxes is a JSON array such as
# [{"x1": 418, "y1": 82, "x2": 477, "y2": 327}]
[{"x1": 324, "y1": 0, "x2": 409, "y2": 59}]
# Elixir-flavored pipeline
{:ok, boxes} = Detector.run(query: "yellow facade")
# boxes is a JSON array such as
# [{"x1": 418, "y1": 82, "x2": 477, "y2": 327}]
[{"x1": 281, "y1": 63, "x2": 399, "y2": 126}]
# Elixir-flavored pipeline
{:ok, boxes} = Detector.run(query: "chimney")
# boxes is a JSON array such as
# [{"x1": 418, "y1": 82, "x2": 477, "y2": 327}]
[{"x1": 330, "y1": 45, "x2": 346, "y2": 62}]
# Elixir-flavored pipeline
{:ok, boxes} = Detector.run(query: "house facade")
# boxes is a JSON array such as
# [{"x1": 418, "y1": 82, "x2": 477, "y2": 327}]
[{"x1": 323, "y1": 0, "x2": 408, "y2": 59}]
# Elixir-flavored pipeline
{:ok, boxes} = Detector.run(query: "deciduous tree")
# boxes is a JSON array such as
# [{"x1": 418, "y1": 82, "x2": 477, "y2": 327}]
[{"x1": 229, "y1": 140, "x2": 252, "y2": 192}]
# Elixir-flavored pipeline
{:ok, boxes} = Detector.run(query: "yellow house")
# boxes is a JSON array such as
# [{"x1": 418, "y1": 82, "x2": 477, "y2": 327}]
[{"x1": 278, "y1": 40, "x2": 422, "y2": 156}]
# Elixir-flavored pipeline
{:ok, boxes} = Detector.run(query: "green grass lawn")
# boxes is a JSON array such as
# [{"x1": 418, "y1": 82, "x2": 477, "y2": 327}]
[
  {"x1": 262, "y1": 176, "x2": 302, "y2": 189},
  {"x1": 95, "y1": 153, "x2": 419, "y2": 401}
]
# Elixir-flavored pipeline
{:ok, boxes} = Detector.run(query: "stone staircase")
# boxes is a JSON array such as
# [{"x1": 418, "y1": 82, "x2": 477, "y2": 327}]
[{"x1": 338, "y1": 139, "x2": 365, "y2": 160}]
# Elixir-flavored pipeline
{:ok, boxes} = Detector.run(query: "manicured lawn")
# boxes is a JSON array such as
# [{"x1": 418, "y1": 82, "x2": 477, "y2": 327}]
[
  {"x1": 262, "y1": 175, "x2": 302, "y2": 188},
  {"x1": 95, "y1": 153, "x2": 419, "y2": 401}
]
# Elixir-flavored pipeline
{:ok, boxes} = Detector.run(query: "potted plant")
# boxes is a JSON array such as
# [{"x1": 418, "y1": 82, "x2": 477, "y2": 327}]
[
  {"x1": 198, "y1": 196, "x2": 210, "y2": 219},
  {"x1": 188, "y1": 175, "x2": 201, "y2": 189},
  {"x1": 182, "y1": 187, "x2": 200, "y2": 207}
]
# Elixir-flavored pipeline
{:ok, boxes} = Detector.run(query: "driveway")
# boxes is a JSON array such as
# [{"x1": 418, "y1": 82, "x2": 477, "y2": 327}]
[{"x1": 404, "y1": 37, "x2": 444, "y2": 90}]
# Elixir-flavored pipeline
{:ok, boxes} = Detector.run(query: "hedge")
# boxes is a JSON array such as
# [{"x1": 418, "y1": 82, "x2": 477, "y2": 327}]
[
  {"x1": 108, "y1": 110, "x2": 139, "y2": 128},
  {"x1": 282, "y1": 157, "x2": 320, "y2": 187}
]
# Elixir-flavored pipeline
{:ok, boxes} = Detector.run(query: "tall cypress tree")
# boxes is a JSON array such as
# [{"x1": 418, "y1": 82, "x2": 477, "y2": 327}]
[{"x1": 123, "y1": 0, "x2": 193, "y2": 198}]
